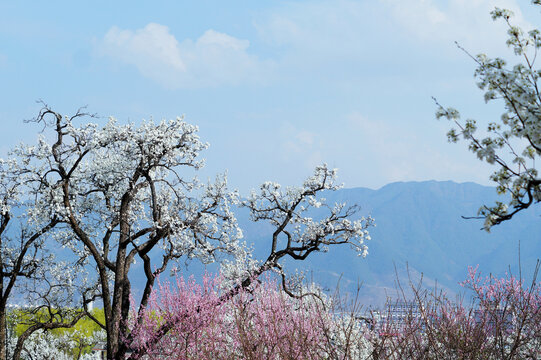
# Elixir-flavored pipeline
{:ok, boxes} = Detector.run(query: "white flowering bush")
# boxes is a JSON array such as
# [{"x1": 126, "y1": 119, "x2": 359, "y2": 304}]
[{"x1": 9, "y1": 329, "x2": 105, "y2": 360}]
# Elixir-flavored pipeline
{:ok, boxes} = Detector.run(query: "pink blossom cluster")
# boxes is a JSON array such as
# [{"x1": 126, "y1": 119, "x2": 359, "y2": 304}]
[{"x1": 126, "y1": 274, "x2": 335, "y2": 359}]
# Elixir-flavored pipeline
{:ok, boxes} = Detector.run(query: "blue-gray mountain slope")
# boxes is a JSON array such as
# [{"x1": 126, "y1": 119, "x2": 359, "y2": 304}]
[{"x1": 236, "y1": 180, "x2": 541, "y2": 305}]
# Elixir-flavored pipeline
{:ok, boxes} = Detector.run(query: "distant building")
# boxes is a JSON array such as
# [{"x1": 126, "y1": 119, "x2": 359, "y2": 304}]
[
  {"x1": 473, "y1": 301, "x2": 513, "y2": 336},
  {"x1": 373, "y1": 300, "x2": 424, "y2": 336}
]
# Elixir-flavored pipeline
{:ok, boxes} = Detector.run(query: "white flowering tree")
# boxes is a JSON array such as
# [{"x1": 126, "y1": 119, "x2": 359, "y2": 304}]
[
  {"x1": 14, "y1": 105, "x2": 245, "y2": 360},
  {"x1": 0, "y1": 147, "x2": 89, "y2": 359},
  {"x1": 436, "y1": 2, "x2": 541, "y2": 230},
  {"x1": 9, "y1": 104, "x2": 373, "y2": 360}
]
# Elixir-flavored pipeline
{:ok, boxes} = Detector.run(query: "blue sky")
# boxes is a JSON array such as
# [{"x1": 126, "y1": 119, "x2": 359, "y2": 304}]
[{"x1": 1, "y1": 0, "x2": 539, "y2": 195}]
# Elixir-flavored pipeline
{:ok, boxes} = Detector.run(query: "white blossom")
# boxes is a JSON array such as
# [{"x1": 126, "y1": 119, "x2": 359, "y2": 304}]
[{"x1": 437, "y1": 3, "x2": 541, "y2": 230}]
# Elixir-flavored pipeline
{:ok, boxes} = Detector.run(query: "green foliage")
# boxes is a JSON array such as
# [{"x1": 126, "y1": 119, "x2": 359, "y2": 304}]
[{"x1": 10, "y1": 308, "x2": 105, "y2": 358}]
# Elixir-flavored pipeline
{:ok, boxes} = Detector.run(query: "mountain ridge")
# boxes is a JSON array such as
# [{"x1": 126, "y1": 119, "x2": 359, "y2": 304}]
[{"x1": 237, "y1": 179, "x2": 541, "y2": 305}]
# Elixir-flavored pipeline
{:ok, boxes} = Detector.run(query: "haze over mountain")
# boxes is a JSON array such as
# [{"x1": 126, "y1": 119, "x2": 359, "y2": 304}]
[{"x1": 233, "y1": 180, "x2": 541, "y2": 305}]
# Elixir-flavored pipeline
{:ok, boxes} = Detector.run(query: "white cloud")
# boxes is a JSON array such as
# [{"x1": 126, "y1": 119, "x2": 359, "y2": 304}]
[
  {"x1": 380, "y1": 0, "x2": 533, "y2": 54},
  {"x1": 196, "y1": 30, "x2": 249, "y2": 51},
  {"x1": 255, "y1": 0, "x2": 534, "y2": 65},
  {"x1": 101, "y1": 23, "x2": 185, "y2": 86},
  {"x1": 255, "y1": 0, "x2": 374, "y2": 58},
  {"x1": 99, "y1": 24, "x2": 270, "y2": 88}
]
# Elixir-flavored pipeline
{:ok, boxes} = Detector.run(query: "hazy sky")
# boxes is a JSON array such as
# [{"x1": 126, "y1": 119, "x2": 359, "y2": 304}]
[{"x1": 1, "y1": 0, "x2": 539, "y2": 195}]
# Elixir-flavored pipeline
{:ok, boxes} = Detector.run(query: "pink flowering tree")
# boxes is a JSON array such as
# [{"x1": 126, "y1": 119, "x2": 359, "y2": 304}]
[
  {"x1": 459, "y1": 265, "x2": 541, "y2": 358},
  {"x1": 368, "y1": 265, "x2": 541, "y2": 359},
  {"x1": 126, "y1": 275, "x2": 223, "y2": 359},
  {"x1": 127, "y1": 273, "x2": 373, "y2": 359}
]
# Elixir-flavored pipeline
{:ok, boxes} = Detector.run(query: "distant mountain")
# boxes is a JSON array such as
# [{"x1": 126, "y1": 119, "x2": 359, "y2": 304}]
[
  {"x1": 15, "y1": 180, "x2": 539, "y2": 308},
  {"x1": 233, "y1": 180, "x2": 541, "y2": 306},
  {"x1": 121, "y1": 180, "x2": 541, "y2": 306}
]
